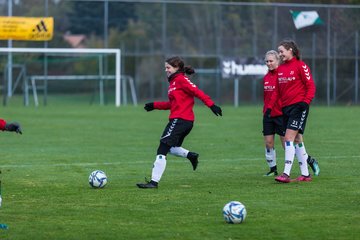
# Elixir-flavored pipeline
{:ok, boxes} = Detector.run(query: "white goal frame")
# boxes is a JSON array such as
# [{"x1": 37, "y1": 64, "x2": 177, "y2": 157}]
[{"x1": 0, "y1": 47, "x2": 122, "y2": 107}]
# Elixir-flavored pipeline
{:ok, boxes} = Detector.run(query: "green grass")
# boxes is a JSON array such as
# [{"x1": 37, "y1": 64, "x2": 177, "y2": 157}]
[{"x1": 0, "y1": 98, "x2": 359, "y2": 239}]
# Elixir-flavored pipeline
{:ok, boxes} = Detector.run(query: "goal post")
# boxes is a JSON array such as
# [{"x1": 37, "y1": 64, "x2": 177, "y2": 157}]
[{"x1": 0, "y1": 47, "x2": 122, "y2": 107}]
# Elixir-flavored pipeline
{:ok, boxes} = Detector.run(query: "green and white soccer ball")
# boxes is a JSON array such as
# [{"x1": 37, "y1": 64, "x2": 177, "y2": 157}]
[
  {"x1": 223, "y1": 201, "x2": 247, "y2": 224},
  {"x1": 89, "y1": 170, "x2": 108, "y2": 188}
]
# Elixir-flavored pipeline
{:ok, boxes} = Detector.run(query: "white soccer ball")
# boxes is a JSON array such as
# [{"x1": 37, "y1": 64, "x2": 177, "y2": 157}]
[
  {"x1": 89, "y1": 170, "x2": 108, "y2": 188},
  {"x1": 223, "y1": 201, "x2": 247, "y2": 224}
]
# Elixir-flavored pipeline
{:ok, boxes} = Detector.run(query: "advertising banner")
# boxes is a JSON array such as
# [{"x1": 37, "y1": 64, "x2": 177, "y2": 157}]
[
  {"x1": 0, "y1": 17, "x2": 53, "y2": 41},
  {"x1": 222, "y1": 58, "x2": 267, "y2": 78}
]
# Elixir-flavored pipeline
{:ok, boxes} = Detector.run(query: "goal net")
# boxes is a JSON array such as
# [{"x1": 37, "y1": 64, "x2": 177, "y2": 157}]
[{"x1": 0, "y1": 48, "x2": 123, "y2": 107}]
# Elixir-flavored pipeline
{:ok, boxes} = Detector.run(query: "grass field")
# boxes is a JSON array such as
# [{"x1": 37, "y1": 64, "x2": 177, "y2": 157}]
[{"x1": 0, "y1": 98, "x2": 359, "y2": 239}]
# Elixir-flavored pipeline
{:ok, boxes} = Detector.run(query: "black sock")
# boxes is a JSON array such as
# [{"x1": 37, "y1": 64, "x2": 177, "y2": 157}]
[
  {"x1": 307, "y1": 156, "x2": 314, "y2": 164},
  {"x1": 150, "y1": 180, "x2": 158, "y2": 186},
  {"x1": 270, "y1": 166, "x2": 277, "y2": 172}
]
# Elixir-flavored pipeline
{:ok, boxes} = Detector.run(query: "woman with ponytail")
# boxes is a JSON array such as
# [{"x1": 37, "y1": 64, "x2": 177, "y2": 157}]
[
  {"x1": 266, "y1": 39, "x2": 319, "y2": 183},
  {"x1": 137, "y1": 56, "x2": 222, "y2": 189}
]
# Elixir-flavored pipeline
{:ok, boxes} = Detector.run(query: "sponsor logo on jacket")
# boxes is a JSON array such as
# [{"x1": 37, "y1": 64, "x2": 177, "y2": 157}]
[
  {"x1": 264, "y1": 85, "x2": 275, "y2": 90},
  {"x1": 278, "y1": 76, "x2": 296, "y2": 83},
  {"x1": 168, "y1": 87, "x2": 176, "y2": 94}
]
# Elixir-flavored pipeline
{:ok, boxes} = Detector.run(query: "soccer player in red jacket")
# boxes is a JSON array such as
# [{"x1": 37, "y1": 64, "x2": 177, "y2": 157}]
[
  {"x1": 263, "y1": 50, "x2": 285, "y2": 176},
  {"x1": 137, "y1": 56, "x2": 222, "y2": 188},
  {"x1": 0, "y1": 119, "x2": 21, "y2": 206},
  {"x1": 262, "y1": 50, "x2": 319, "y2": 177},
  {"x1": 0, "y1": 120, "x2": 22, "y2": 134},
  {"x1": 266, "y1": 39, "x2": 319, "y2": 183}
]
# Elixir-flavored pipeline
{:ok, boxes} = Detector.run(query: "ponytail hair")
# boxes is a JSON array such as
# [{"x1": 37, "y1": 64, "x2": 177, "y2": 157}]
[
  {"x1": 166, "y1": 56, "x2": 195, "y2": 75},
  {"x1": 278, "y1": 39, "x2": 301, "y2": 60},
  {"x1": 184, "y1": 66, "x2": 195, "y2": 75}
]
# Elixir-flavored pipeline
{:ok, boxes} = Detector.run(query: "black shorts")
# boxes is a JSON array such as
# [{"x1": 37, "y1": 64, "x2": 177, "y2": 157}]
[
  {"x1": 160, "y1": 118, "x2": 193, "y2": 147},
  {"x1": 263, "y1": 115, "x2": 285, "y2": 136},
  {"x1": 282, "y1": 103, "x2": 310, "y2": 134}
]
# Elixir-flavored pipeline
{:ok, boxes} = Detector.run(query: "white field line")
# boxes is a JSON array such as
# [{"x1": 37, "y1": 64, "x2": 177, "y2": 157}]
[{"x1": 1, "y1": 155, "x2": 359, "y2": 169}]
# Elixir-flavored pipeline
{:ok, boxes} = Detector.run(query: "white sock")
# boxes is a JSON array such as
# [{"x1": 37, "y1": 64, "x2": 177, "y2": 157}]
[
  {"x1": 151, "y1": 155, "x2": 167, "y2": 183},
  {"x1": 295, "y1": 143, "x2": 310, "y2": 176},
  {"x1": 265, "y1": 148, "x2": 276, "y2": 168},
  {"x1": 169, "y1": 147, "x2": 189, "y2": 158},
  {"x1": 283, "y1": 141, "x2": 295, "y2": 176}
]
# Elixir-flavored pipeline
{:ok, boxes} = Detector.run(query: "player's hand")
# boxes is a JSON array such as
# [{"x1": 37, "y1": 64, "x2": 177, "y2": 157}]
[
  {"x1": 264, "y1": 108, "x2": 272, "y2": 118},
  {"x1": 298, "y1": 102, "x2": 309, "y2": 111},
  {"x1": 5, "y1": 122, "x2": 22, "y2": 134},
  {"x1": 144, "y1": 102, "x2": 154, "y2": 112},
  {"x1": 210, "y1": 104, "x2": 222, "y2": 116}
]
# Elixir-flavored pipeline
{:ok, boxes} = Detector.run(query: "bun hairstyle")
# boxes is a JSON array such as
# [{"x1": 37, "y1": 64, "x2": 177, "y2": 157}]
[
  {"x1": 279, "y1": 39, "x2": 301, "y2": 60},
  {"x1": 166, "y1": 56, "x2": 195, "y2": 75},
  {"x1": 184, "y1": 66, "x2": 195, "y2": 75}
]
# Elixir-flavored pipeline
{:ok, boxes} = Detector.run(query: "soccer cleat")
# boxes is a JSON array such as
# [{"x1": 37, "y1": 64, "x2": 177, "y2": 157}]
[
  {"x1": 310, "y1": 158, "x2": 320, "y2": 176},
  {"x1": 187, "y1": 152, "x2": 199, "y2": 171},
  {"x1": 275, "y1": 173, "x2": 291, "y2": 183},
  {"x1": 264, "y1": 170, "x2": 278, "y2": 177},
  {"x1": 136, "y1": 180, "x2": 158, "y2": 189},
  {"x1": 307, "y1": 156, "x2": 320, "y2": 176},
  {"x1": 295, "y1": 175, "x2": 312, "y2": 182}
]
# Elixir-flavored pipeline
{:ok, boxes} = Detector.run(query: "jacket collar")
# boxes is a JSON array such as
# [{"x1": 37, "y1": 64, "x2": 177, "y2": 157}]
[{"x1": 168, "y1": 71, "x2": 184, "y2": 82}]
